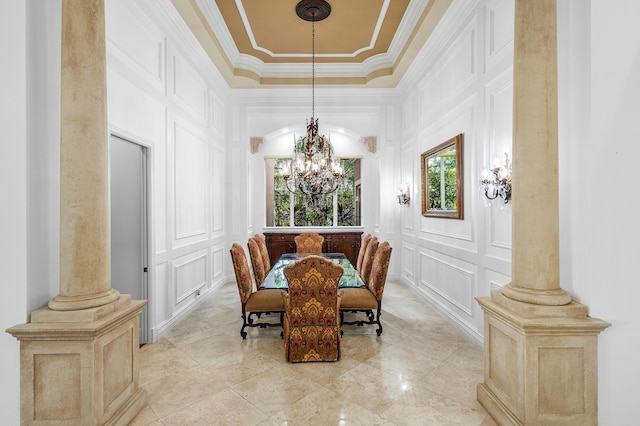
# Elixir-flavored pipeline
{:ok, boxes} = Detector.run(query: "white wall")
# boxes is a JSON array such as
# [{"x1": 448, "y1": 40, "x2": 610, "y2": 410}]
[
  {"x1": 105, "y1": 0, "x2": 229, "y2": 340},
  {"x1": 0, "y1": 2, "x2": 27, "y2": 423},
  {"x1": 557, "y1": 1, "x2": 640, "y2": 423},
  {"x1": 396, "y1": 0, "x2": 513, "y2": 344}
]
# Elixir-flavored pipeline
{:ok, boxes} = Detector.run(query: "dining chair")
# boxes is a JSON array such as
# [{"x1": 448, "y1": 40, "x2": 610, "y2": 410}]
[
  {"x1": 247, "y1": 237, "x2": 266, "y2": 287},
  {"x1": 253, "y1": 234, "x2": 271, "y2": 271},
  {"x1": 356, "y1": 233, "x2": 372, "y2": 272},
  {"x1": 359, "y1": 236, "x2": 379, "y2": 285},
  {"x1": 230, "y1": 243, "x2": 284, "y2": 339},
  {"x1": 281, "y1": 255, "x2": 344, "y2": 362},
  {"x1": 340, "y1": 241, "x2": 392, "y2": 336},
  {"x1": 294, "y1": 231, "x2": 324, "y2": 254}
]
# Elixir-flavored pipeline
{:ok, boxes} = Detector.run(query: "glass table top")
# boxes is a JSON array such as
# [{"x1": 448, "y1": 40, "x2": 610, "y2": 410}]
[{"x1": 259, "y1": 253, "x2": 365, "y2": 290}]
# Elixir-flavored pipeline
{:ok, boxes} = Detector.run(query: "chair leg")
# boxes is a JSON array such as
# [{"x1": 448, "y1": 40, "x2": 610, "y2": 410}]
[
  {"x1": 375, "y1": 303, "x2": 383, "y2": 336},
  {"x1": 240, "y1": 305, "x2": 248, "y2": 339}
]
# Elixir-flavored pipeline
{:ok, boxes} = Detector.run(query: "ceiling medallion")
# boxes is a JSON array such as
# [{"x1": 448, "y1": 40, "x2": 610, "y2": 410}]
[
  {"x1": 282, "y1": 1, "x2": 343, "y2": 200},
  {"x1": 295, "y1": 0, "x2": 331, "y2": 22}
]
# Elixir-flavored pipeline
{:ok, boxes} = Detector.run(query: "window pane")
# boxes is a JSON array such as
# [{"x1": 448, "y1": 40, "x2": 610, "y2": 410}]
[
  {"x1": 273, "y1": 159, "x2": 290, "y2": 226},
  {"x1": 294, "y1": 193, "x2": 333, "y2": 226},
  {"x1": 337, "y1": 159, "x2": 356, "y2": 226},
  {"x1": 266, "y1": 157, "x2": 361, "y2": 227}
]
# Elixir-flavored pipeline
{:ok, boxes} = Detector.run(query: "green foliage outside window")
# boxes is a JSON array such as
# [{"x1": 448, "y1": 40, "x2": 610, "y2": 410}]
[
  {"x1": 428, "y1": 156, "x2": 457, "y2": 210},
  {"x1": 271, "y1": 158, "x2": 359, "y2": 227}
]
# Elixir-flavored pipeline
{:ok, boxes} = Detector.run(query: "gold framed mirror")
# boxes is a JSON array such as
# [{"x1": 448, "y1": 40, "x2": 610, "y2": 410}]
[{"x1": 421, "y1": 134, "x2": 464, "y2": 219}]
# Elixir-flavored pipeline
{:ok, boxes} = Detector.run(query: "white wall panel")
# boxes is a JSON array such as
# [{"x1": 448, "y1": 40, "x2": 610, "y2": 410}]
[
  {"x1": 484, "y1": 0, "x2": 514, "y2": 73},
  {"x1": 484, "y1": 267, "x2": 510, "y2": 292},
  {"x1": 174, "y1": 122, "x2": 208, "y2": 241},
  {"x1": 401, "y1": 243, "x2": 415, "y2": 282},
  {"x1": 419, "y1": 22, "x2": 477, "y2": 123},
  {"x1": 211, "y1": 143, "x2": 225, "y2": 236},
  {"x1": 210, "y1": 91, "x2": 224, "y2": 134},
  {"x1": 211, "y1": 246, "x2": 224, "y2": 282},
  {"x1": 172, "y1": 53, "x2": 207, "y2": 121},
  {"x1": 153, "y1": 261, "x2": 168, "y2": 330},
  {"x1": 174, "y1": 251, "x2": 207, "y2": 304},
  {"x1": 484, "y1": 68, "x2": 513, "y2": 257},
  {"x1": 419, "y1": 250, "x2": 475, "y2": 317},
  {"x1": 247, "y1": 153, "x2": 253, "y2": 233},
  {"x1": 105, "y1": 0, "x2": 165, "y2": 92},
  {"x1": 401, "y1": 141, "x2": 414, "y2": 232}
]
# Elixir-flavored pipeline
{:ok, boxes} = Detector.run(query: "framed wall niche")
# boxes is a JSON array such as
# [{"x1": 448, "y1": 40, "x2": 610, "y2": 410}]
[{"x1": 420, "y1": 133, "x2": 464, "y2": 219}]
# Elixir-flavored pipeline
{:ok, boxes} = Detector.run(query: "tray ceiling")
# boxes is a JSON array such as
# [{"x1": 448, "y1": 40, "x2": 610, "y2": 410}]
[{"x1": 171, "y1": 0, "x2": 452, "y2": 87}]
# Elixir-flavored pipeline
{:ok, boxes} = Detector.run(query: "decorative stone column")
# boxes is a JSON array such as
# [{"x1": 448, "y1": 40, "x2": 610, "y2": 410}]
[
  {"x1": 7, "y1": 1, "x2": 146, "y2": 424},
  {"x1": 476, "y1": 1, "x2": 609, "y2": 425}
]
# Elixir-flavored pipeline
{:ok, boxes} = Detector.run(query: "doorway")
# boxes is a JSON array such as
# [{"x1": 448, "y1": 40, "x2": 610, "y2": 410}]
[{"x1": 109, "y1": 135, "x2": 150, "y2": 343}]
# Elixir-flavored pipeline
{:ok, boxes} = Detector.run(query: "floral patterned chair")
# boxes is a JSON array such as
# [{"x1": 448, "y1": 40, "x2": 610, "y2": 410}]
[
  {"x1": 359, "y1": 237, "x2": 379, "y2": 285},
  {"x1": 281, "y1": 255, "x2": 344, "y2": 362},
  {"x1": 356, "y1": 233, "x2": 372, "y2": 272},
  {"x1": 247, "y1": 237, "x2": 266, "y2": 287},
  {"x1": 253, "y1": 234, "x2": 271, "y2": 271},
  {"x1": 230, "y1": 243, "x2": 284, "y2": 339},
  {"x1": 294, "y1": 232, "x2": 324, "y2": 254},
  {"x1": 340, "y1": 241, "x2": 392, "y2": 336}
]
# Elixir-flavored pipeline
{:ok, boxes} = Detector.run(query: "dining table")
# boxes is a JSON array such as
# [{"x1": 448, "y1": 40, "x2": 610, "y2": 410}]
[{"x1": 259, "y1": 252, "x2": 365, "y2": 290}]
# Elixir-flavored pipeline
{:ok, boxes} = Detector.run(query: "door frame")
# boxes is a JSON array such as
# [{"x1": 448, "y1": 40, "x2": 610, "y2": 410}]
[{"x1": 109, "y1": 128, "x2": 153, "y2": 344}]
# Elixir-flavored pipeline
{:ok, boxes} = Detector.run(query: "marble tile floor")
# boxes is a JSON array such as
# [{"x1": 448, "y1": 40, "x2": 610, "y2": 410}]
[{"x1": 131, "y1": 280, "x2": 497, "y2": 425}]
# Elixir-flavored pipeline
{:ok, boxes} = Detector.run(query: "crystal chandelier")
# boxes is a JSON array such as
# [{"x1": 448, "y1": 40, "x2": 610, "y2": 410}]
[{"x1": 282, "y1": 0, "x2": 344, "y2": 197}]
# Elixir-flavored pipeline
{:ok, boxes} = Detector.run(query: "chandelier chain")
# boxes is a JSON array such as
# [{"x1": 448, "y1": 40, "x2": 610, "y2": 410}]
[
  {"x1": 311, "y1": 17, "x2": 315, "y2": 120},
  {"x1": 282, "y1": 1, "x2": 343, "y2": 198}
]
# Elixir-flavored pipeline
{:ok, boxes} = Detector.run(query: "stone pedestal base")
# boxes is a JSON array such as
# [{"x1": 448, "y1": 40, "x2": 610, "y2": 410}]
[
  {"x1": 476, "y1": 291, "x2": 609, "y2": 426},
  {"x1": 6, "y1": 296, "x2": 147, "y2": 425}
]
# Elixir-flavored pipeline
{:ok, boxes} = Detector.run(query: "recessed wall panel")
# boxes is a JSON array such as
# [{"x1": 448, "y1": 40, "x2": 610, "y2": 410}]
[
  {"x1": 419, "y1": 251, "x2": 475, "y2": 316},
  {"x1": 420, "y1": 24, "x2": 477, "y2": 123},
  {"x1": 105, "y1": 0, "x2": 164, "y2": 90},
  {"x1": 211, "y1": 143, "x2": 224, "y2": 236},
  {"x1": 174, "y1": 123, "x2": 207, "y2": 240},
  {"x1": 172, "y1": 53, "x2": 207, "y2": 121},
  {"x1": 212, "y1": 246, "x2": 224, "y2": 281},
  {"x1": 402, "y1": 243, "x2": 415, "y2": 282},
  {"x1": 485, "y1": 0, "x2": 515, "y2": 72},
  {"x1": 174, "y1": 252, "x2": 207, "y2": 303}
]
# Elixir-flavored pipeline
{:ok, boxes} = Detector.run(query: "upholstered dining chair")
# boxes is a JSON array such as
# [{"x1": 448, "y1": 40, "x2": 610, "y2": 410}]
[
  {"x1": 294, "y1": 232, "x2": 324, "y2": 254},
  {"x1": 253, "y1": 234, "x2": 271, "y2": 272},
  {"x1": 359, "y1": 236, "x2": 379, "y2": 285},
  {"x1": 247, "y1": 237, "x2": 266, "y2": 287},
  {"x1": 356, "y1": 233, "x2": 372, "y2": 272},
  {"x1": 281, "y1": 255, "x2": 344, "y2": 362},
  {"x1": 230, "y1": 243, "x2": 284, "y2": 339},
  {"x1": 340, "y1": 241, "x2": 392, "y2": 336}
]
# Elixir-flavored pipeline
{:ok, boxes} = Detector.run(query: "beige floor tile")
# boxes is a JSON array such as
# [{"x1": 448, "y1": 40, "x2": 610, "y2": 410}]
[
  {"x1": 381, "y1": 388, "x2": 490, "y2": 426},
  {"x1": 138, "y1": 340, "x2": 199, "y2": 386},
  {"x1": 325, "y1": 363, "x2": 409, "y2": 415},
  {"x1": 231, "y1": 363, "x2": 319, "y2": 417},
  {"x1": 144, "y1": 366, "x2": 233, "y2": 418},
  {"x1": 130, "y1": 280, "x2": 494, "y2": 425},
  {"x1": 160, "y1": 388, "x2": 270, "y2": 426},
  {"x1": 267, "y1": 387, "x2": 392, "y2": 425}
]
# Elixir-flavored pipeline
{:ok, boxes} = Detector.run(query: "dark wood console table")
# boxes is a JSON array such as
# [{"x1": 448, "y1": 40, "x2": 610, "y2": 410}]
[{"x1": 264, "y1": 231, "x2": 363, "y2": 267}]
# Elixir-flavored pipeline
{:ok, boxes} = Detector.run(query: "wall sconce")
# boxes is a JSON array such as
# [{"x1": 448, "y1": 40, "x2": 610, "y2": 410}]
[
  {"x1": 397, "y1": 183, "x2": 411, "y2": 206},
  {"x1": 481, "y1": 153, "x2": 512, "y2": 204}
]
